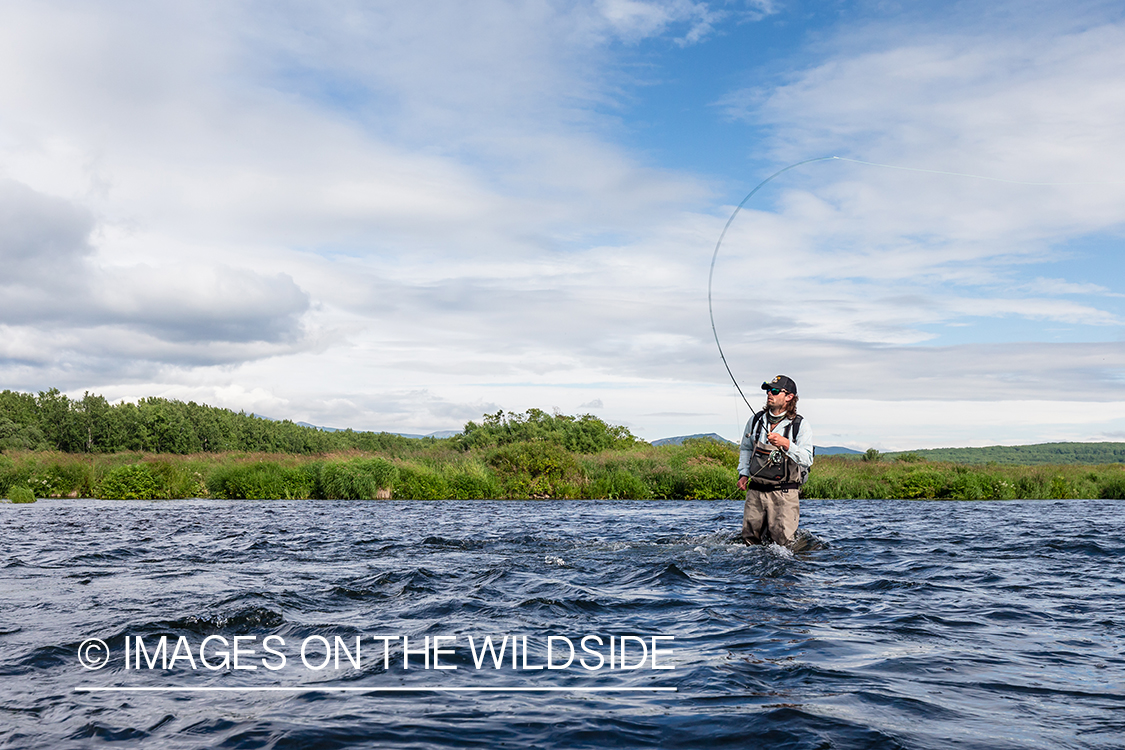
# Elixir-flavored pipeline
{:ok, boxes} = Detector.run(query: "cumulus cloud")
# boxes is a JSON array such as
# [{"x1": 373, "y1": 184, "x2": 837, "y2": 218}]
[
  {"x1": 0, "y1": 1, "x2": 719, "y2": 415},
  {"x1": 699, "y1": 9, "x2": 1125, "y2": 412},
  {"x1": 0, "y1": 0, "x2": 1122, "y2": 445},
  {"x1": 0, "y1": 179, "x2": 311, "y2": 376},
  {"x1": 0, "y1": 179, "x2": 93, "y2": 282}
]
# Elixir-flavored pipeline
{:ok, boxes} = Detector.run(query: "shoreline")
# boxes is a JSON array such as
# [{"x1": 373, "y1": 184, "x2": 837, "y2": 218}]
[{"x1": 3, "y1": 448, "x2": 1124, "y2": 501}]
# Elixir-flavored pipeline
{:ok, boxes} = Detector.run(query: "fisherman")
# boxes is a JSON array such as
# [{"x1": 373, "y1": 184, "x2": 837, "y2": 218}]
[{"x1": 737, "y1": 375, "x2": 813, "y2": 546}]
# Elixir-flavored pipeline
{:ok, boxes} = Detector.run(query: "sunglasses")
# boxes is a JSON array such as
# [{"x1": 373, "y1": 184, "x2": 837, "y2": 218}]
[{"x1": 765, "y1": 388, "x2": 787, "y2": 395}]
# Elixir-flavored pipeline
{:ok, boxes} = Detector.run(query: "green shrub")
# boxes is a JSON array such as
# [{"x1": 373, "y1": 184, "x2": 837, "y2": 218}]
[
  {"x1": 552, "y1": 481, "x2": 584, "y2": 499},
  {"x1": 1068, "y1": 472, "x2": 1101, "y2": 499},
  {"x1": 158, "y1": 463, "x2": 210, "y2": 499},
  {"x1": 28, "y1": 463, "x2": 87, "y2": 498},
  {"x1": 895, "y1": 469, "x2": 946, "y2": 499},
  {"x1": 590, "y1": 468, "x2": 650, "y2": 499},
  {"x1": 0, "y1": 456, "x2": 30, "y2": 497},
  {"x1": 9, "y1": 486, "x2": 36, "y2": 503},
  {"x1": 447, "y1": 462, "x2": 501, "y2": 499},
  {"x1": 98, "y1": 464, "x2": 161, "y2": 500},
  {"x1": 989, "y1": 477, "x2": 1018, "y2": 500},
  {"x1": 320, "y1": 458, "x2": 397, "y2": 499},
  {"x1": 457, "y1": 408, "x2": 641, "y2": 453},
  {"x1": 207, "y1": 462, "x2": 314, "y2": 499},
  {"x1": 1014, "y1": 475, "x2": 1047, "y2": 499},
  {"x1": 394, "y1": 462, "x2": 450, "y2": 500},
  {"x1": 1049, "y1": 475, "x2": 1072, "y2": 500},
  {"x1": 1099, "y1": 475, "x2": 1125, "y2": 499},
  {"x1": 637, "y1": 465, "x2": 681, "y2": 499},
  {"x1": 488, "y1": 441, "x2": 576, "y2": 478},
  {"x1": 949, "y1": 472, "x2": 991, "y2": 500},
  {"x1": 803, "y1": 469, "x2": 885, "y2": 499},
  {"x1": 683, "y1": 463, "x2": 737, "y2": 500},
  {"x1": 487, "y1": 441, "x2": 581, "y2": 498},
  {"x1": 800, "y1": 472, "x2": 831, "y2": 498},
  {"x1": 680, "y1": 438, "x2": 739, "y2": 470},
  {"x1": 355, "y1": 458, "x2": 397, "y2": 490}
]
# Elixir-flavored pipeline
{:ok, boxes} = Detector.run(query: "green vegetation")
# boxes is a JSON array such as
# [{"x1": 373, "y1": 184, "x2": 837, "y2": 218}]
[
  {"x1": 8, "y1": 486, "x2": 36, "y2": 504},
  {"x1": 804, "y1": 456, "x2": 1125, "y2": 500},
  {"x1": 319, "y1": 458, "x2": 397, "y2": 500},
  {"x1": 881, "y1": 442, "x2": 1125, "y2": 465},
  {"x1": 0, "y1": 388, "x2": 425, "y2": 455},
  {"x1": 0, "y1": 435, "x2": 747, "y2": 501},
  {"x1": 3, "y1": 441, "x2": 1121, "y2": 501},
  {"x1": 455, "y1": 408, "x2": 642, "y2": 453},
  {"x1": 97, "y1": 464, "x2": 162, "y2": 500},
  {"x1": 2, "y1": 387, "x2": 1124, "y2": 500}
]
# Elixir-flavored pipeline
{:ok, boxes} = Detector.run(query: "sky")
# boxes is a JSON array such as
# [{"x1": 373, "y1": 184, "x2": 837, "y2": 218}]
[{"x1": 1, "y1": 0, "x2": 1123, "y2": 450}]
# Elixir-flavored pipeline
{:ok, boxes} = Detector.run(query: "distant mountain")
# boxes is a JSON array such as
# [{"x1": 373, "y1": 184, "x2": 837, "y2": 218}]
[
  {"x1": 392, "y1": 430, "x2": 462, "y2": 440},
  {"x1": 816, "y1": 446, "x2": 864, "y2": 455},
  {"x1": 296, "y1": 421, "x2": 341, "y2": 432},
  {"x1": 884, "y1": 442, "x2": 1125, "y2": 465},
  {"x1": 651, "y1": 433, "x2": 735, "y2": 446},
  {"x1": 295, "y1": 422, "x2": 460, "y2": 439}
]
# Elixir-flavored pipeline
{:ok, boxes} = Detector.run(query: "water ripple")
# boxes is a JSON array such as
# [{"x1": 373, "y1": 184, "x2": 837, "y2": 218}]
[{"x1": 1, "y1": 498, "x2": 1123, "y2": 748}]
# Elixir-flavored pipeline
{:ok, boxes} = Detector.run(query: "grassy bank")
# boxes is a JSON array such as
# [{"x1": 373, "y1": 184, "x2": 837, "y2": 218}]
[
  {"x1": 0, "y1": 435, "x2": 740, "y2": 501},
  {"x1": 3, "y1": 445, "x2": 1125, "y2": 501},
  {"x1": 804, "y1": 456, "x2": 1125, "y2": 500},
  {"x1": 4, "y1": 389, "x2": 1124, "y2": 501}
]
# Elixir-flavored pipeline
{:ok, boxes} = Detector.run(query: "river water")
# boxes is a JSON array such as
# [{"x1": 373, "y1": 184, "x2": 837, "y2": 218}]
[{"x1": 1, "y1": 498, "x2": 1122, "y2": 749}]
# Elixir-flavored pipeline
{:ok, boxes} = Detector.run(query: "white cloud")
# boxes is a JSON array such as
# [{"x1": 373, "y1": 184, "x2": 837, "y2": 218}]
[
  {"x1": 0, "y1": 178, "x2": 311, "y2": 367},
  {"x1": 810, "y1": 397, "x2": 1125, "y2": 452},
  {"x1": 698, "y1": 12, "x2": 1125, "y2": 418},
  {"x1": 0, "y1": 1, "x2": 1122, "y2": 447},
  {"x1": 596, "y1": 0, "x2": 726, "y2": 45},
  {"x1": 1023, "y1": 277, "x2": 1121, "y2": 297}
]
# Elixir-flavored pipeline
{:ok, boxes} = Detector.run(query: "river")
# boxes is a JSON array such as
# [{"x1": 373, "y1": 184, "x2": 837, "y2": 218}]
[{"x1": 1, "y1": 498, "x2": 1122, "y2": 749}]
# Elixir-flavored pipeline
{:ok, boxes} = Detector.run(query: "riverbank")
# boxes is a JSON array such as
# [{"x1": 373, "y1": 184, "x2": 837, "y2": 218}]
[{"x1": 3, "y1": 445, "x2": 1124, "y2": 500}]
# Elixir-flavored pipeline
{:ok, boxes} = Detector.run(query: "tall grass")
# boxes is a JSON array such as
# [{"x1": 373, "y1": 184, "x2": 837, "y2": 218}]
[
  {"x1": 2, "y1": 446, "x2": 1123, "y2": 500},
  {"x1": 319, "y1": 458, "x2": 397, "y2": 500},
  {"x1": 8, "y1": 486, "x2": 36, "y2": 503}
]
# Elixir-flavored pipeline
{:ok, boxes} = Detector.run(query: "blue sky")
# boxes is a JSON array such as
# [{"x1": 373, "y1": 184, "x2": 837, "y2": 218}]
[{"x1": 0, "y1": 0, "x2": 1123, "y2": 449}]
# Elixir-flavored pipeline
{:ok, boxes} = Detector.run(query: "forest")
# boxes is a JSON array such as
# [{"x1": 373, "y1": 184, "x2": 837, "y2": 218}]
[{"x1": 2, "y1": 388, "x2": 1124, "y2": 501}]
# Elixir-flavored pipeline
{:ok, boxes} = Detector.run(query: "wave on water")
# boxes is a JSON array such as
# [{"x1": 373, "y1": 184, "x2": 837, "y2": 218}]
[{"x1": 1, "y1": 498, "x2": 1122, "y2": 749}]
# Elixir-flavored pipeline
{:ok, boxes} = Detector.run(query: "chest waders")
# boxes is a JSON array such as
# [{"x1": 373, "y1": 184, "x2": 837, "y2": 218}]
[{"x1": 741, "y1": 411, "x2": 805, "y2": 490}]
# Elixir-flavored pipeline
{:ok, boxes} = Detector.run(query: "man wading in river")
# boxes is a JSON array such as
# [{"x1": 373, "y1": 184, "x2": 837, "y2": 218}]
[{"x1": 737, "y1": 375, "x2": 813, "y2": 546}]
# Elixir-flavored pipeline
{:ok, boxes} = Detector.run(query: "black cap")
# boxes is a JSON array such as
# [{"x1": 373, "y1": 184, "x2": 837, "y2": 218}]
[{"x1": 762, "y1": 375, "x2": 797, "y2": 395}]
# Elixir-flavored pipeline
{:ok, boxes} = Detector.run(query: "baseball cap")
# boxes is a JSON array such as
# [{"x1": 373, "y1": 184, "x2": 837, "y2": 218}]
[{"x1": 761, "y1": 375, "x2": 797, "y2": 395}]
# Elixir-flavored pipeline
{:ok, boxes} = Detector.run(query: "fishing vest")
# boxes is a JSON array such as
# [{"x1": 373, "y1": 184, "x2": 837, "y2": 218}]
[{"x1": 741, "y1": 410, "x2": 806, "y2": 490}]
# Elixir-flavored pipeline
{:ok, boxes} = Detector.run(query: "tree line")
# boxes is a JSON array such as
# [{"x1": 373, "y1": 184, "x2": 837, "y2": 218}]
[
  {"x1": 882, "y1": 442, "x2": 1125, "y2": 465},
  {"x1": 0, "y1": 389, "x2": 414, "y2": 455},
  {"x1": 0, "y1": 390, "x2": 640, "y2": 456},
  {"x1": 4, "y1": 389, "x2": 1125, "y2": 500}
]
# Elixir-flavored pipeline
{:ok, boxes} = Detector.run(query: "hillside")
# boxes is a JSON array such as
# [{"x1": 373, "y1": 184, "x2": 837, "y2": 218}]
[
  {"x1": 884, "y1": 442, "x2": 1125, "y2": 465},
  {"x1": 652, "y1": 435, "x2": 862, "y2": 456},
  {"x1": 651, "y1": 433, "x2": 733, "y2": 446}
]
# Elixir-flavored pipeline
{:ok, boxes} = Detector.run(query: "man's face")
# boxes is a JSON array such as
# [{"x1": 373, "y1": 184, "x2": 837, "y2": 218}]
[{"x1": 766, "y1": 389, "x2": 793, "y2": 412}]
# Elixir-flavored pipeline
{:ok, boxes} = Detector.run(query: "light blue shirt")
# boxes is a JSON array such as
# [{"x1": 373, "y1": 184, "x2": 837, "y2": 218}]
[{"x1": 737, "y1": 412, "x2": 814, "y2": 477}]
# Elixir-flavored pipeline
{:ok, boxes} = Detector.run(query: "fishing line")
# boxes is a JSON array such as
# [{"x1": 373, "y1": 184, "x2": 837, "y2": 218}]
[
  {"x1": 707, "y1": 155, "x2": 1122, "y2": 411},
  {"x1": 707, "y1": 155, "x2": 835, "y2": 411}
]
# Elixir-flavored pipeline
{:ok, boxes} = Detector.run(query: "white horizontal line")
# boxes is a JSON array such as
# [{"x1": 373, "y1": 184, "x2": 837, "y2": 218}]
[{"x1": 75, "y1": 686, "x2": 677, "y2": 693}]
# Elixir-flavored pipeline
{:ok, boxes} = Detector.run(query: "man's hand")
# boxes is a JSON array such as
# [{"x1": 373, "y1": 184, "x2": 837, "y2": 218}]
[
  {"x1": 766, "y1": 431, "x2": 790, "y2": 451},
  {"x1": 737, "y1": 475, "x2": 748, "y2": 492}
]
